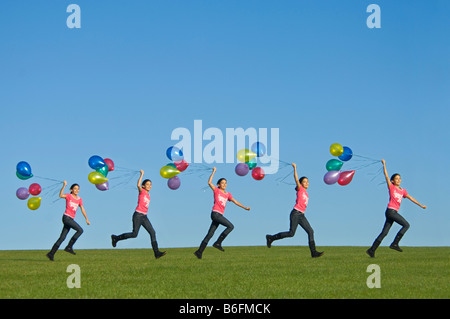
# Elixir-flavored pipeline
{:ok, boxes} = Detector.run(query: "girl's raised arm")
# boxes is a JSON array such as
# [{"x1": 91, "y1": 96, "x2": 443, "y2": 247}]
[
  {"x1": 292, "y1": 163, "x2": 302, "y2": 190},
  {"x1": 381, "y1": 159, "x2": 391, "y2": 189},
  {"x1": 59, "y1": 181, "x2": 67, "y2": 198},
  {"x1": 208, "y1": 167, "x2": 217, "y2": 191},
  {"x1": 137, "y1": 170, "x2": 144, "y2": 191}
]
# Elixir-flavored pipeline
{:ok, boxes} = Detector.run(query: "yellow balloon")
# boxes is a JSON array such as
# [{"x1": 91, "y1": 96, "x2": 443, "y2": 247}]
[
  {"x1": 27, "y1": 197, "x2": 41, "y2": 210},
  {"x1": 160, "y1": 165, "x2": 180, "y2": 179},
  {"x1": 236, "y1": 149, "x2": 257, "y2": 163},
  {"x1": 88, "y1": 171, "x2": 108, "y2": 184},
  {"x1": 330, "y1": 143, "x2": 344, "y2": 157}
]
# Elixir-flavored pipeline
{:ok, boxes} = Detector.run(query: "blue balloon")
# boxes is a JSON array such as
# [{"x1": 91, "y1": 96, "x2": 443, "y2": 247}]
[
  {"x1": 16, "y1": 161, "x2": 32, "y2": 177},
  {"x1": 166, "y1": 146, "x2": 184, "y2": 161},
  {"x1": 251, "y1": 142, "x2": 266, "y2": 157},
  {"x1": 338, "y1": 146, "x2": 353, "y2": 161},
  {"x1": 88, "y1": 155, "x2": 106, "y2": 170}
]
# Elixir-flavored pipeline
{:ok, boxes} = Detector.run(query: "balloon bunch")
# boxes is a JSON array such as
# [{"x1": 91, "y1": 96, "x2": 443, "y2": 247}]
[
  {"x1": 87, "y1": 155, "x2": 115, "y2": 191},
  {"x1": 15, "y1": 161, "x2": 42, "y2": 210},
  {"x1": 235, "y1": 142, "x2": 266, "y2": 181},
  {"x1": 323, "y1": 143, "x2": 355, "y2": 186},
  {"x1": 160, "y1": 146, "x2": 189, "y2": 190}
]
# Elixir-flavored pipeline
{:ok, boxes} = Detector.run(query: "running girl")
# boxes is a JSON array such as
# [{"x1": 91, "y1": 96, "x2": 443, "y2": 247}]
[
  {"x1": 194, "y1": 167, "x2": 250, "y2": 259},
  {"x1": 46, "y1": 181, "x2": 90, "y2": 261},
  {"x1": 266, "y1": 163, "x2": 324, "y2": 258},
  {"x1": 366, "y1": 159, "x2": 426, "y2": 257},
  {"x1": 111, "y1": 170, "x2": 166, "y2": 259}
]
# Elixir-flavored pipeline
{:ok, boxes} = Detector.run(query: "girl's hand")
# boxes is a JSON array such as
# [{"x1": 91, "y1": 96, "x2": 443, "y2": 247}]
[
  {"x1": 86, "y1": 219, "x2": 91, "y2": 225},
  {"x1": 212, "y1": 167, "x2": 216, "y2": 172},
  {"x1": 63, "y1": 180, "x2": 67, "y2": 186},
  {"x1": 245, "y1": 207, "x2": 251, "y2": 211},
  {"x1": 421, "y1": 205, "x2": 427, "y2": 209},
  {"x1": 140, "y1": 170, "x2": 144, "y2": 175},
  {"x1": 381, "y1": 159, "x2": 386, "y2": 165},
  {"x1": 292, "y1": 163, "x2": 296, "y2": 168}
]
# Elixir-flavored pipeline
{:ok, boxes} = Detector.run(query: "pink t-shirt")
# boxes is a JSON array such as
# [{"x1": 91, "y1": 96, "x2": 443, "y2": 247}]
[
  {"x1": 293, "y1": 186, "x2": 309, "y2": 213},
  {"x1": 212, "y1": 187, "x2": 233, "y2": 214},
  {"x1": 136, "y1": 190, "x2": 150, "y2": 214},
  {"x1": 64, "y1": 193, "x2": 83, "y2": 219},
  {"x1": 387, "y1": 184, "x2": 408, "y2": 211}
]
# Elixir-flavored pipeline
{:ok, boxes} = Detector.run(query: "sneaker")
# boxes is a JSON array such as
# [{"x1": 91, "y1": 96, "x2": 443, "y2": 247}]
[
  {"x1": 266, "y1": 235, "x2": 273, "y2": 248},
  {"x1": 213, "y1": 242, "x2": 224, "y2": 252},
  {"x1": 155, "y1": 251, "x2": 167, "y2": 259},
  {"x1": 312, "y1": 251, "x2": 324, "y2": 258},
  {"x1": 64, "y1": 247, "x2": 76, "y2": 255},
  {"x1": 194, "y1": 250, "x2": 203, "y2": 259},
  {"x1": 389, "y1": 244, "x2": 403, "y2": 252},
  {"x1": 366, "y1": 249, "x2": 375, "y2": 258},
  {"x1": 111, "y1": 235, "x2": 118, "y2": 248}
]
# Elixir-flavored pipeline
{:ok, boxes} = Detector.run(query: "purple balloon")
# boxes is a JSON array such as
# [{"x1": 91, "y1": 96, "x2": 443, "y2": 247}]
[
  {"x1": 324, "y1": 170, "x2": 340, "y2": 185},
  {"x1": 235, "y1": 163, "x2": 250, "y2": 176},
  {"x1": 168, "y1": 176, "x2": 181, "y2": 190},
  {"x1": 95, "y1": 181, "x2": 109, "y2": 191},
  {"x1": 16, "y1": 187, "x2": 30, "y2": 200}
]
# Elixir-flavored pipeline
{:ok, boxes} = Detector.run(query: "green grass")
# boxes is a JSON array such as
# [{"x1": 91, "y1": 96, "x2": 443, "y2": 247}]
[{"x1": 0, "y1": 246, "x2": 448, "y2": 299}]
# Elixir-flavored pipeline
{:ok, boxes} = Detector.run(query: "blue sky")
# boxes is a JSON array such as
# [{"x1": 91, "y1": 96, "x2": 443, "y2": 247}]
[{"x1": 1, "y1": 1, "x2": 449, "y2": 251}]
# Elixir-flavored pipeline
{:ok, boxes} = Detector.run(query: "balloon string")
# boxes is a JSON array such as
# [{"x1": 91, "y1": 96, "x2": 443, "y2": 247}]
[
  {"x1": 34, "y1": 175, "x2": 64, "y2": 183},
  {"x1": 352, "y1": 154, "x2": 380, "y2": 162}
]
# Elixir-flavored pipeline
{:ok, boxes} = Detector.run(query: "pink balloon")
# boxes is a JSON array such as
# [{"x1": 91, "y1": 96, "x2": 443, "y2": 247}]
[
  {"x1": 338, "y1": 170, "x2": 355, "y2": 186},
  {"x1": 174, "y1": 160, "x2": 189, "y2": 172},
  {"x1": 104, "y1": 158, "x2": 115, "y2": 172},
  {"x1": 29, "y1": 183, "x2": 42, "y2": 196}
]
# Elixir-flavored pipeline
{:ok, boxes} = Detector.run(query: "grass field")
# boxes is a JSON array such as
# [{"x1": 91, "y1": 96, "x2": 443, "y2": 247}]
[{"x1": 0, "y1": 246, "x2": 448, "y2": 299}]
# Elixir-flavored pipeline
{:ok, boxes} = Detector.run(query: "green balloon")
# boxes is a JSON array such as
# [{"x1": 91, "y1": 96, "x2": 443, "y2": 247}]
[
  {"x1": 16, "y1": 171, "x2": 33, "y2": 180},
  {"x1": 96, "y1": 165, "x2": 109, "y2": 177},
  {"x1": 326, "y1": 159, "x2": 343, "y2": 171},
  {"x1": 245, "y1": 158, "x2": 257, "y2": 170}
]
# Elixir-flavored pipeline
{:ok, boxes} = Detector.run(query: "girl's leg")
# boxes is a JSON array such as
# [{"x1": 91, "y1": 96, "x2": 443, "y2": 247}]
[
  {"x1": 141, "y1": 216, "x2": 166, "y2": 258},
  {"x1": 367, "y1": 209, "x2": 395, "y2": 257},
  {"x1": 46, "y1": 217, "x2": 70, "y2": 260},
  {"x1": 194, "y1": 213, "x2": 220, "y2": 259},
  {"x1": 389, "y1": 212, "x2": 410, "y2": 251},
  {"x1": 298, "y1": 214, "x2": 323, "y2": 257},
  {"x1": 113, "y1": 212, "x2": 142, "y2": 246},
  {"x1": 213, "y1": 213, "x2": 234, "y2": 250},
  {"x1": 64, "y1": 216, "x2": 84, "y2": 254},
  {"x1": 266, "y1": 210, "x2": 300, "y2": 247}
]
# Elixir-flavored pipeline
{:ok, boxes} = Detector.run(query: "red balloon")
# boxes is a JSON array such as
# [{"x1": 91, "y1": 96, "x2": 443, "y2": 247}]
[
  {"x1": 29, "y1": 183, "x2": 42, "y2": 196},
  {"x1": 338, "y1": 170, "x2": 355, "y2": 186},
  {"x1": 104, "y1": 158, "x2": 115, "y2": 172},
  {"x1": 252, "y1": 167, "x2": 265, "y2": 181},
  {"x1": 174, "y1": 160, "x2": 189, "y2": 172}
]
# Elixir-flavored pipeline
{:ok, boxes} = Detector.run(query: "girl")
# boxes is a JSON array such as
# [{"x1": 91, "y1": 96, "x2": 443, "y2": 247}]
[
  {"x1": 366, "y1": 159, "x2": 426, "y2": 257},
  {"x1": 46, "y1": 181, "x2": 90, "y2": 261},
  {"x1": 266, "y1": 163, "x2": 324, "y2": 258},
  {"x1": 111, "y1": 170, "x2": 166, "y2": 259},
  {"x1": 194, "y1": 167, "x2": 250, "y2": 259}
]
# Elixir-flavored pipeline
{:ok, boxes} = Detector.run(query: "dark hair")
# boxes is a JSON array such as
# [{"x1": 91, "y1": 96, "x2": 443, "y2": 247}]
[
  {"x1": 217, "y1": 178, "x2": 227, "y2": 185},
  {"x1": 295, "y1": 177, "x2": 308, "y2": 191},
  {"x1": 390, "y1": 174, "x2": 401, "y2": 182},
  {"x1": 142, "y1": 179, "x2": 152, "y2": 186},
  {"x1": 70, "y1": 184, "x2": 79, "y2": 194}
]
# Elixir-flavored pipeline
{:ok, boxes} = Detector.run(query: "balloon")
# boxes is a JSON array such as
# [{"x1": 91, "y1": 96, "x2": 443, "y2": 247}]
[
  {"x1": 16, "y1": 187, "x2": 30, "y2": 200},
  {"x1": 88, "y1": 155, "x2": 106, "y2": 170},
  {"x1": 338, "y1": 146, "x2": 353, "y2": 161},
  {"x1": 174, "y1": 160, "x2": 189, "y2": 172},
  {"x1": 235, "y1": 163, "x2": 250, "y2": 176},
  {"x1": 16, "y1": 171, "x2": 33, "y2": 180},
  {"x1": 29, "y1": 183, "x2": 42, "y2": 196},
  {"x1": 96, "y1": 164, "x2": 109, "y2": 177},
  {"x1": 16, "y1": 161, "x2": 32, "y2": 177},
  {"x1": 236, "y1": 149, "x2": 257, "y2": 163},
  {"x1": 252, "y1": 167, "x2": 265, "y2": 181},
  {"x1": 168, "y1": 176, "x2": 181, "y2": 190},
  {"x1": 95, "y1": 181, "x2": 109, "y2": 191},
  {"x1": 27, "y1": 197, "x2": 41, "y2": 210},
  {"x1": 160, "y1": 165, "x2": 180, "y2": 179},
  {"x1": 326, "y1": 159, "x2": 343, "y2": 171},
  {"x1": 88, "y1": 171, "x2": 108, "y2": 184},
  {"x1": 338, "y1": 170, "x2": 355, "y2": 186},
  {"x1": 245, "y1": 158, "x2": 257, "y2": 170},
  {"x1": 251, "y1": 142, "x2": 266, "y2": 157},
  {"x1": 166, "y1": 146, "x2": 184, "y2": 161},
  {"x1": 330, "y1": 143, "x2": 344, "y2": 157},
  {"x1": 104, "y1": 158, "x2": 115, "y2": 172},
  {"x1": 323, "y1": 171, "x2": 340, "y2": 185}
]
